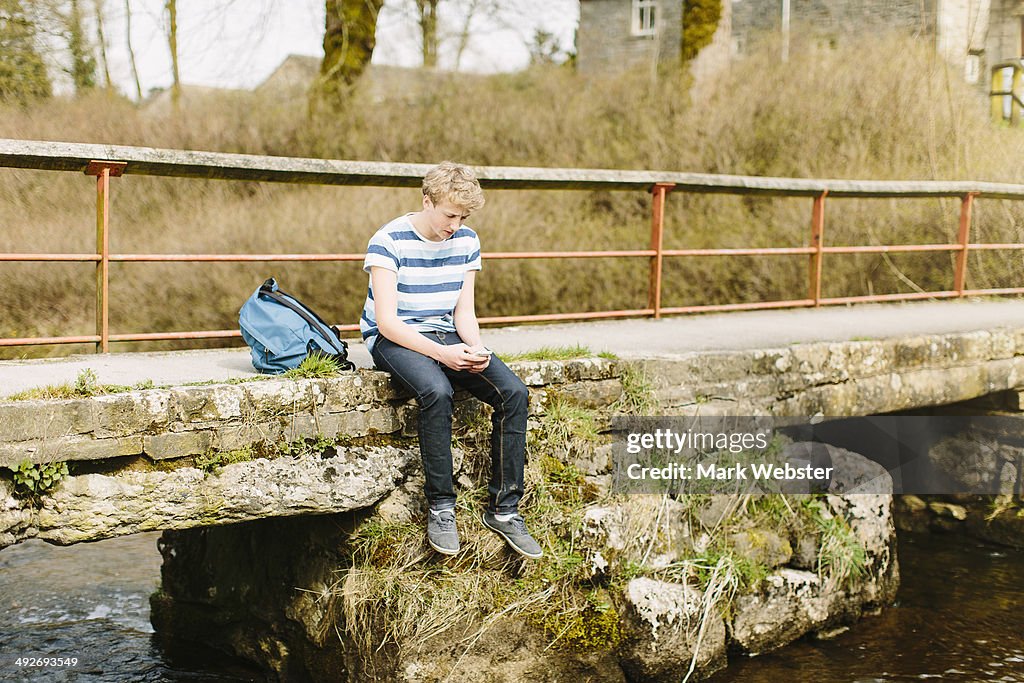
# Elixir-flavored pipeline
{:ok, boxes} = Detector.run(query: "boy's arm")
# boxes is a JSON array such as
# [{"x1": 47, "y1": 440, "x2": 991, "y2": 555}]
[
  {"x1": 453, "y1": 270, "x2": 482, "y2": 348},
  {"x1": 454, "y1": 271, "x2": 489, "y2": 373},
  {"x1": 371, "y1": 267, "x2": 483, "y2": 371}
]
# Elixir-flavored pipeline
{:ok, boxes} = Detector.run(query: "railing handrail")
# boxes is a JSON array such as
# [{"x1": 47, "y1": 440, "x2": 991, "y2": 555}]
[
  {"x1": 5, "y1": 137, "x2": 1024, "y2": 199},
  {"x1": 2, "y1": 138, "x2": 1023, "y2": 353}
]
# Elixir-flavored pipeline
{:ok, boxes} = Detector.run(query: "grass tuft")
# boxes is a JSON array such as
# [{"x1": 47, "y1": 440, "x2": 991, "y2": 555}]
[
  {"x1": 6, "y1": 369, "x2": 157, "y2": 401},
  {"x1": 283, "y1": 353, "x2": 344, "y2": 379},
  {"x1": 814, "y1": 510, "x2": 868, "y2": 587},
  {"x1": 502, "y1": 344, "x2": 594, "y2": 362},
  {"x1": 610, "y1": 363, "x2": 658, "y2": 415}
]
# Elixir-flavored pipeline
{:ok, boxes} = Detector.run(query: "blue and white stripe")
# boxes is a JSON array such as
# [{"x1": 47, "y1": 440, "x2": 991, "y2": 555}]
[{"x1": 360, "y1": 215, "x2": 482, "y2": 351}]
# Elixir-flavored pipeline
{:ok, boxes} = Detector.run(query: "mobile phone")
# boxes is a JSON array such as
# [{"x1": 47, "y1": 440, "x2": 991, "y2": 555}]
[{"x1": 471, "y1": 347, "x2": 493, "y2": 358}]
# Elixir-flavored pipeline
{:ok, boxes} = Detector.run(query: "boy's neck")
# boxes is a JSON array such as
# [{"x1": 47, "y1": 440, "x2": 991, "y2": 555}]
[{"x1": 408, "y1": 211, "x2": 442, "y2": 242}]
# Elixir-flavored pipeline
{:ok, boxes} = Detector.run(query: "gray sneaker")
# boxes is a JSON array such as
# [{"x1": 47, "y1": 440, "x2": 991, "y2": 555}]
[
  {"x1": 427, "y1": 508, "x2": 459, "y2": 555},
  {"x1": 481, "y1": 512, "x2": 543, "y2": 559}
]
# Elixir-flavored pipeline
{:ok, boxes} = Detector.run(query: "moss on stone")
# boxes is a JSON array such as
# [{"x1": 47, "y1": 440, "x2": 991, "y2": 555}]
[
  {"x1": 335, "y1": 431, "x2": 414, "y2": 450},
  {"x1": 538, "y1": 590, "x2": 622, "y2": 651},
  {"x1": 195, "y1": 446, "x2": 257, "y2": 473}
]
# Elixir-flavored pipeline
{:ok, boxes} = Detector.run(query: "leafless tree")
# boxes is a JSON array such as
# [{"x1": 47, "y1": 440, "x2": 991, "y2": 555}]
[
  {"x1": 123, "y1": 0, "x2": 142, "y2": 100},
  {"x1": 388, "y1": 0, "x2": 561, "y2": 71},
  {"x1": 315, "y1": 0, "x2": 385, "y2": 108},
  {"x1": 92, "y1": 0, "x2": 112, "y2": 90},
  {"x1": 415, "y1": 0, "x2": 438, "y2": 68},
  {"x1": 165, "y1": 0, "x2": 180, "y2": 111}
]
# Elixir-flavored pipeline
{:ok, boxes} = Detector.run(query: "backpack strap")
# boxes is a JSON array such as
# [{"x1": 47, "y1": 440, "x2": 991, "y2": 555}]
[
  {"x1": 257, "y1": 279, "x2": 355, "y2": 371},
  {"x1": 259, "y1": 286, "x2": 344, "y2": 350}
]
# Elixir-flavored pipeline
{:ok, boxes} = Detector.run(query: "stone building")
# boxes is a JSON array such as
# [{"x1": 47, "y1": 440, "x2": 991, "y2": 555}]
[
  {"x1": 577, "y1": 0, "x2": 1024, "y2": 86},
  {"x1": 577, "y1": 0, "x2": 733, "y2": 85}
]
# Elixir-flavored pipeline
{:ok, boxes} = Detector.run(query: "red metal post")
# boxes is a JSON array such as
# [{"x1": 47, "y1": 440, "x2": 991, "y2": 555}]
[
  {"x1": 954, "y1": 192, "x2": 978, "y2": 296},
  {"x1": 809, "y1": 191, "x2": 828, "y2": 307},
  {"x1": 648, "y1": 183, "x2": 674, "y2": 319},
  {"x1": 86, "y1": 161, "x2": 127, "y2": 353}
]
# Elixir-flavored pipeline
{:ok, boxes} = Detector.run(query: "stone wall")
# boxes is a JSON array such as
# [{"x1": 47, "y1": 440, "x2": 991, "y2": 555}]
[
  {"x1": 0, "y1": 358, "x2": 620, "y2": 548},
  {"x1": 732, "y1": 0, "x2": 938, "y2": 43},
  {"x1": 3, "y1": 326, "x2": 1024, "y2": 548},
  {"x1": 986, "y1": 0, "x2": 1022, "y2": 67},
  {"x1": 578, "y1": 0, "x2": 684, "y2": 75}
]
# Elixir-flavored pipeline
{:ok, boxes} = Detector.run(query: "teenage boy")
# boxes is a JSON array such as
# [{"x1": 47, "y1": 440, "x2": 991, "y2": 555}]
[{"x1": 360, "y1": 161, "x2": 542, "y2": 560}]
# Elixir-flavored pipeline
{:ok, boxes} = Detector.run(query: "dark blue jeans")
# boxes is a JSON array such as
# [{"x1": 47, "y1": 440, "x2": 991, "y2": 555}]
[{"x1": 370, "y1": 330, "x2": 529, "y2": 515}]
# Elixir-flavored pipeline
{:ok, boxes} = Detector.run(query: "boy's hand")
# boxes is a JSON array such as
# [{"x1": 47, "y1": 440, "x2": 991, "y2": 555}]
[
  {"x1": 437, "y1": 344, "x2": 490, "y2": 372},
  {"x1": 465, "y1": 345, "x2": 491, "y2": 373}
]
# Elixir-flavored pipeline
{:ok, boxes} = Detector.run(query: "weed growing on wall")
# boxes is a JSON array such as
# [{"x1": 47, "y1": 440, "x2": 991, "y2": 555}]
[
  {"x1": 283, "y1": 353, "x2": 345, "y2": 379},
  {"x1": 7, "y1": 460, "x2": 69, "y2": 498},
  {"x1": 6, "y1": 369, "x2": 155, "y2": 400}
]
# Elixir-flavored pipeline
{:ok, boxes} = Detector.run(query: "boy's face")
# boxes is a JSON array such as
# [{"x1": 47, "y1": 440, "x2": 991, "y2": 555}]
[{"x1": 421, "y1": 196, "x2": 471, "y2": 241}]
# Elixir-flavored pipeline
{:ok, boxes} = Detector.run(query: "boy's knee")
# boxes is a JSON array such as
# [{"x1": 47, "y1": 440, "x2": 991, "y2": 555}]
[
  {"x1": 419, "y1": 381, "x2": 454, "y2": 409},
  {"x1": 504, "y1": 381, "x2": 529, "y2": 412}
]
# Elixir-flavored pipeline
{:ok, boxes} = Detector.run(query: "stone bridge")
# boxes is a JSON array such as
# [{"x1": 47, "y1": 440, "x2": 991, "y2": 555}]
[{"x1": 2, "y1": 300, "x2": 1024, "y2": 549}]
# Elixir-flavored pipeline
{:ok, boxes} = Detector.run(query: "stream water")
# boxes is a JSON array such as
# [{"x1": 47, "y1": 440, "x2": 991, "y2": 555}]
[
  {"x1": 0, "y1": 532, "x2": 262, "y2": 682},
  {"x1": 0, "y1": 527, "x2": 1021, "y2": 682}
]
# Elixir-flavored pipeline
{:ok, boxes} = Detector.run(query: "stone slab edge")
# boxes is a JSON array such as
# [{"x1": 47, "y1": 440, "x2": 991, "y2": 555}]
[
  {"x1": 0, "y1": 359, "x2": 620, "y2": 468},
  {"x1": 0, "y1": 445, "x2": 419, "y2": 549}
]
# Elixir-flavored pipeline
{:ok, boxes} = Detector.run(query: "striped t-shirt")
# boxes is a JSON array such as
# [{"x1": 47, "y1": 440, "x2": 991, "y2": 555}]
[{"x1": 360, "y1": 214, "x2": 482, "y2": 352}]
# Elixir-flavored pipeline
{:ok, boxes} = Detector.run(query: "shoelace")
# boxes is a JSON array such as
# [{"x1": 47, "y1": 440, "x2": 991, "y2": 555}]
[
  {"x1": 508, "y1": 515, "x2": 528, "y2": 534},
  {"x1": 432, "y1": 510, "x2": 456, "y2": 531}
]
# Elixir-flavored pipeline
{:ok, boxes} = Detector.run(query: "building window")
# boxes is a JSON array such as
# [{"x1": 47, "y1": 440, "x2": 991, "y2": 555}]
[
  {"x1": 632, "y1": 0, "x2": 657, "y2": 37},
  {"x1": 965, "y1": 54, "x2": 981, "y2": 84}
]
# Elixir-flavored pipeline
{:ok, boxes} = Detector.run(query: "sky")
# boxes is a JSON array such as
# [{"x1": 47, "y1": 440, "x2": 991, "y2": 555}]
[{"x1": 81, "y1": 0, "x2": 580, "y2": 99}]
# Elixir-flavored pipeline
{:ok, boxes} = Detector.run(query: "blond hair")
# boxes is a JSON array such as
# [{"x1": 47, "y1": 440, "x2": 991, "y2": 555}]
[{"x1": 422, "y1": 161, "x2": 485, "y2": 213}]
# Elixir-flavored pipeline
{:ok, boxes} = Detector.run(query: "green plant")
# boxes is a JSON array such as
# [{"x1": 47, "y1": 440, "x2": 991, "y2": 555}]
[
  {"x1": 277, "y1": 433, "x2": 337, "y2": 458},
  {"x1": 815, "y1": 512, "x2": 868, "y2": 587},
  {"x1": 194, "y1": 446, "x2": 256, "y2": 473},
  {"x1": 73, "y1": 368, "x2": 100, "y2": 396},
  {"x1": 283, "y1": 353, "x2": 343, "y2": 379},
  {"x1": 502, "y1": 345, "x2": 593, "y2": 362},
  {"x1": 7, "y1": 383, "x2": 79, "y2": 400},
  {"x1": 179, "y1": 376, "x2": 272, "y2": 388},
  {"x1": 690, "y1": 545, "x2": 768, "y2": 595},
  {"x1": 985, "y1": 494, "x2": 1019, "y2": 521},
  {"x1": 7, "y1": 372, "x2": 156, "y2": 400},
  {"x1": 532, "y1": 397, "x2": 602, "y2": 457},
  {"x1": 539, "y1": 589, "x2": 622, "y2": 651},
  {"x1": 610, "y1": 363, "x2": 658, "y2": 415},
  {"x1": 681, "y1": 0, "x2": 723, "y2": 63},
  {"x1": 537, "y1": 455, "x2": 596, "y2": 510},
  {"x1": 9, "y1": 459, "x2": 69, "y2": 497}
]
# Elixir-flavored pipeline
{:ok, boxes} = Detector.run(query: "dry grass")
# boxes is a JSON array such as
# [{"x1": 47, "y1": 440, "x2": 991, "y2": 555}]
[{"x1": 3, "y1": 32, "x2": 1024, "y2": 358}]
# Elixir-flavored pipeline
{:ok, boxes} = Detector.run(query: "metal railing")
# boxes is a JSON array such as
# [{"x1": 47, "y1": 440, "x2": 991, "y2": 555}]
[{"x1": 3, "y1": 138, "x2": 1024, "y2": 353}]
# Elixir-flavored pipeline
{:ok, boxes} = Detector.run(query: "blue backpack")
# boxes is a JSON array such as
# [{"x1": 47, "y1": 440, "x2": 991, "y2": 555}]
[{"x1": 239, "y1": 278, "x2": 355, "y2": 374}]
